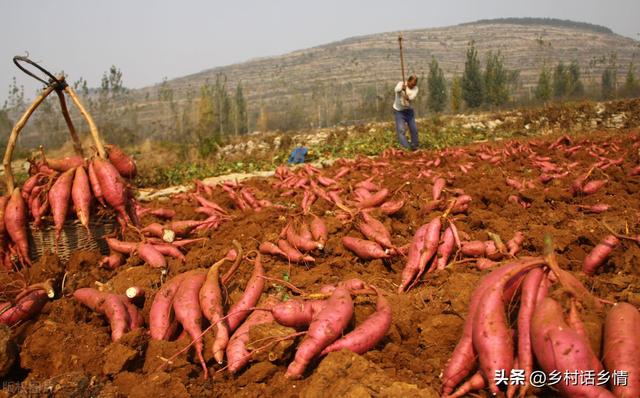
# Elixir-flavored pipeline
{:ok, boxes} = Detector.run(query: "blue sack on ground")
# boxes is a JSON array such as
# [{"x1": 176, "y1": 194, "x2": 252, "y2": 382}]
[{"x1": 288, "y1": 145, "x2": 308, "y2": 164}]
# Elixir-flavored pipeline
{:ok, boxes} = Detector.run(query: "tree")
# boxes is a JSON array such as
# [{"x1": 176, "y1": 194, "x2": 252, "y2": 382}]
[
  {"x1": 3, "y1": 77, "x2": 25, "y2": 110},
  {"x1": 427, "y1": 57, "x2": 447, "y2": 113},
  {"x1": 484, "y1": 51, "x2": 509, "y2": 107},
  {"x1": 461, "y1": 42, "x2": 484, "y2": 108},
  {"x1": 235, "y1": 82, "x2": 248, "y2": 134},
  {"x1": 535, "y1": 66, "x2": 552, "y2": 102},
  {"x1": 196, "y1": 82, "x2": 217, "y2": 156},
  {"x1": 256, "y1": 105, "x2": 269, "y2": 132},
  {"x1": 601, "y1": 67, "x2": 617, "y2": 100},
  {"x1": 552, "y1": 62, "x2": 570, "y2": 98},
  {"x1": 623, "y1": 63, "x2": 639, "y2": 97},
  {"x1": 568, "y1": 61, "x2": 584, "y2": 97},
  {"x1": 450, "y1": 76, "x2": 462, "y2": 113}
]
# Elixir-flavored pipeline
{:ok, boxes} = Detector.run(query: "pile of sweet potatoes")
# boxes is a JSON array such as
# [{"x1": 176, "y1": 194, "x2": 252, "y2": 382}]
[
  {"x1": 442, "y1": 257, "x2": 640, "y2": 398},
  {"x1": 1, "y1": 145, "x2": 138, "y2": 268}
]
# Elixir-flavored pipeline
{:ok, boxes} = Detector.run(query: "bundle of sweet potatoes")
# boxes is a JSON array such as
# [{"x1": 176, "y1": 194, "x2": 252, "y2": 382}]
[
  {"x1": 1, "y1": 145, "x2": 138, "y2": 268},
  {"x1": 441, "y1": 257, "x2": 640, "y2": 398}
]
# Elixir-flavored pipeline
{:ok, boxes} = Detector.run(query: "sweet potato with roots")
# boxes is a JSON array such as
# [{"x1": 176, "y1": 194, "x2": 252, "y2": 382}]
[
  {"x1": 4, "y1": 189, "x2": 30, "y2": 265},
  {"x1": 227, "y1": 296, "x2": 279, "y2": 374},
  {"x1": 341, "y1": 236, "x2": 389, "y2": 260},
  {"x1": 88, "y1": 161, "x2": 106, "y2": 207},
  {"x1": 277, "y1": 239, "x2": 315, "y2": 263},
  {"x1": 172, "y1": 271, "x2": 208, "y2": 377},
  {"x1": 92, "y1": 157, "x2": 130, "y2": 224},
  {"x1": 0, "y1": 290, "x2": 48, "y2": 326},
  {"x1": 74, "y1": 288, "x2": 142, "y2": 341},
  {"x1": 226, "y1": 253, "x2": 265, "y2": 332},
  {"x1": 603, "y1": 302, "x2": 640, "y2": 398},
  {"x1": 583, "y1": 234, "x2": 619, "y2": 276},
  {"x1": 531, "y1": 298, "x2": 614, "y2": 398},
  {"x1": 105, "y1": 144, "x2": 137, "y2": 179},
  {"x1": 199, "y1": 257, "x2": 231, "y2": 364},
  {"x1": 406, "y1": 217, "x2": 442, "y2": 290},
  {"x1": 310, "y1": 215, "x2": 327, "y2": 249},
  {"x1": 272, "y1": 299, "x2": 328, "y2": 330},
  {"x1": 49, "y1": 168, "x2": 76, "y2": 246},
  {"x1": 136, "y1": 243, "x2": 167, "y2": 268},
  {"x1": 285, "y1": 286, "x2": 354, "y2": 379},
  {"x1": 71, "y1": 166, "x2": 92, "y2": 231},
  {"x1": 45, "y1": 156, "x2": 84, "y2": 172},
  {"x1": 320, "y1": 288, "x2": 391, "y2": 355},
  {"x1": 358, "y1": 212, "x2": 393, "y2": 248}
]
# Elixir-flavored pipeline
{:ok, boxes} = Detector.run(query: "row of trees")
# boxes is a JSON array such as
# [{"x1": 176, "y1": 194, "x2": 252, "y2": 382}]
[{"x1": 3, "y1": 46, "x2": 639, "y2": 152}]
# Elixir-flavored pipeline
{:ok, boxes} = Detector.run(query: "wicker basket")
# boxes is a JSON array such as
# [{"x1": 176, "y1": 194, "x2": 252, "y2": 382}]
[
  {"x1": 3, "y1": 58, "x2": 115, "y2": 265},
  {"x1": 27, "y1": 218, "x2": 118, "y2": 263}
]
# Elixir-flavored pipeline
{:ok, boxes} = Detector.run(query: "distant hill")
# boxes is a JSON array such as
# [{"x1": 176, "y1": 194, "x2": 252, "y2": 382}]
[{"x1": 12, "y1": 18, "x2": 640, "y2": 148}]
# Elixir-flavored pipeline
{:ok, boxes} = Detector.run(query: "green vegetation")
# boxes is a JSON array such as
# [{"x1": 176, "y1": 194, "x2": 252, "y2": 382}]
[
  {"x1": 484, "y1": 51, "x2": 509, "y2": 107},
  {"x1": 535, "y1": 66, "x2": 552, "y2": 102},
  {"x1": 427, "y1": 57, "x2": 447, "y2": 113},
  {"x1": 461, "y1": 42, "x2": 484, "y2": 108}
]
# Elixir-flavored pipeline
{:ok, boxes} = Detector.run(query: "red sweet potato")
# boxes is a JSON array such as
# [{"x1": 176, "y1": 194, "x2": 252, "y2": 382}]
[
  {"x1": 435, "y1": 226, "x2": 455, "y2": 270},
  {"x1": 259, "y1": 241, "x2": 287, "y2": 257},
  {"x1": 583, "y1": 235, "x2": 619, "y2": 276},
  {"x1": 172, "y1": 271, "x2": 208, "y2": 377},
  {"x1": 461, "y1": 240, "x2": 486, "y2": 257},
  {"x1": 71, "y1": 166, "x2": 92, "y2": 230},
  {"x1": 356, "y1": 188, "x2": 389, "y2": 209},
  {"x1": 105, "y1": 238, "x2": 137, "y2": 254},
  {"x1": 199, "y1": 259, "x2": 228, "y2": 364},
  {"x1": 105, "y1": 144, "x2": 137, "y2": 179},
  {"x1": 380, "y1": 198, "x2": 405, "y2": 215},
  {"x1": 150, "y1": 270, "x2": 203, "y2": 340},
  {"x1": 516, "y1": 268, "x2": 545, "y2": 396},
  {"x1": 277, "y1": 239, "x2": 315, "y2": 263},
  {"x1": 4, "y1": 189, "x2": 30, "y2": 264},
  {"x1": 99, "y1": 252, "x2": 125, "y2": 269},
  {"x1": 310, "y1": 214, "x2": 328, "y2": 249},
  {"x1": 397, "y1": 222, "x2": 430, "y2": 293},
  {"x1": 506, "y1": 231, "x2": 525, "y2": 256},
  {"x1": 88, "y1": 161, "x2": 106, "y2": 207},
  {"x1": 603, "y1": 302, "x2": 640, "y2": 398},
  {"x1": 286, "y1": 223, "x2": 321, "y2": 252},
  {"x1": 152, "y1": 243, "x2": 186, "y2": 262},
  {"x1": 137, "y1": 243, "x2": 167, "y2": 268},
  {"x1": 582, "y1": 179, "x2": 607, "y2": 195},
  {"x1": 441, "y1": 259, "x2": 541, "y2": 396},
  {"x1": 272, "y1": 299, "x2": 328, "y2": 330},
  {"x1": 0, "y1": 290, "x2": 48, "y2": 326},
  {"x1": 286, "y1": 286, "x2": 354, "y2": 379},
  {"x1": 407, "y1": 217, "x2": 442, "y2": 289},
  {"x1": 432, "y1": 177, "x2": 446, "y2": 200},
  {"x1": 226, "y1": 253, "x2": 265, "y2": 332},
  {"x1": 92, "y1": 157, "x2": 130, "y2": 224},
  {"x1": 48, "y1": 169, "x2": 78, "y2": 242},
  {"x1": 531, "y1": 298, "x2": 613, "y2": 397},
  {"x1": 341, "y1": 236, "x2": 389, "y2": 260},
  {"x1": 227, "y1": 296, "x2": 278, "y2": 374},
  {"x1": 320, "y1": 289, "x2": 391, "y2": 355},
  {"x1": 73, "y1": 288, "x2": 132, "y2": 341},
  {"x1": 45, "y1": 156, "x2": 84, "y2": 172},
  {"x1": 359, "y1": 212, "x2": 393, "y2": 248}
]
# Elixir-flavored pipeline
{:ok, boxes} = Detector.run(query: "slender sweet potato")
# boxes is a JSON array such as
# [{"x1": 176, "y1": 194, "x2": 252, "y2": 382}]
[
  {"x1": 0, "y1": 290, "x2": 48, "y2": 326},
  {"x1": 71, "y1": 166, "x2": 92, "y2": 231},
  {"x1": 461, "y1": 240, "x2": 486, "y2": 257},
  {"x1": 226, "y1": 253, "x2": 265, "y2": 332},
  {"x1": 506, "y1": 231, "x2": 525, "y2": 256},
  {"x1": 379, "y1": 198, "x2": 405, "y2": 215},
  {"x1": 88, "y1": 161, "x2": 106, "y2": 206},
  {"x1": 4, "y1": 189, "x2": 30, "y2": 264},
  {"x1": 583, "y1": 234, "x2": 619, "y2": 276},
  {"x1": 105, "y1": 144, "x2": 137, "y2": 178},
  {"x1": 92, "y1": 157, "x2": 130, "y2": 223},
  {"x1": 441, "y1": 259, "x2": 542, "y2": 396},
  {"x1": 105, "y1": 238, "x2": 137, "y2": 254},
  {"x1": 45, "y1": 156, "x2": 84, "y2": 172},
  {"x1": 516, "y1": 268, "x2": 544, "y2": 396},
  {"x1": 603, "y1": 302, "x2": 640, "y2": 398},
  {"x1": 277, "y1": 240, "x2": 315, "y2": 263},
  {"x1": 227, "y1": 296, "x2": 279, "y2": 374},
  {"x1": 397, "y1": 223, "x2": 430, "y2": 293},
  {"x1": 152, "y1": 243, "x2": 186, "y2": 262},
  {"x1": 359, "y1": 212, "x2": 393, "y2": 248},
  {"x1": 99, "y1": 252, "x2": 125, "y2": 269},
  {"x1": 341, "y1": 236, "x2": 389, "y2": 260},
  {"x1": 199, "y1": 258, "x2": 229, "y2": 364},
  {"x1": 447, "y1": 371, "x2": 486, "y2": 398},
  {"x1": 137, "y1": 243, "x2": 167, "y2": 268},
  {"x1": 408, "y1": 217, "x2": 442, "y2": 289},
  {"x1": 320, "y1": 289, "x2": 391, "y2": 355},
  {"x1": 272, "y1": 299, "x2": 328, "y2": 329},
  {"x1": 150, "y1": 270, "x2": 203, "y2": 340},
  {"x1": 259, "y1": 241, "x2": 287, "y2": 257},
  {"x1": 473, "y1": 261, "x2": 543, "y2": 395},
  {"x1": 582, "y1": 179, "x2": 607, "y2": 195},
  {"x1": 435, "y1": 226, "x2": 455, "y2": 270},
  {"x1": 451, "y1": 195, "x2": 472, "y2": 214},
  {"x1": 286, "y1": 223, "x2": 321, "y2": 252},
  {"x1": 73, "y1": 288, "x2": 132, "y2": 341},
  {"x1": 286, "y1": 286, "x2": 354, "y2": 379},
  {"x1": 432, "y1": 177, "x2": 446, "y2": 200},
  {"x1": 531, "y1": 298, "x2": 613, "y2": 397},
  {"x1": 172, "y1": 271, "x2": 208, "y2": 377},
  {"x1": 310, "y1": 214, "x2": 328, "y2": 249},
  {"x1": 356, "y1": 188, "x2": 389, "y2": 209}
]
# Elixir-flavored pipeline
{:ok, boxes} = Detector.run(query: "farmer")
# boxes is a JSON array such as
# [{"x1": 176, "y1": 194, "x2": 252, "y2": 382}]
[
  {"x1": 288, "y1": 142, "x2": 308, "y2": 164},
  {"x1": 393, "y1": 75, "x2": 419, "y2": 150}
]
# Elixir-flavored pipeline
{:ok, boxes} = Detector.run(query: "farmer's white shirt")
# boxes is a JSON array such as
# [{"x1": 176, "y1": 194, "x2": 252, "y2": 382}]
[{"x1": 393, "y1": 81, "x2": 418, "y2": 111}]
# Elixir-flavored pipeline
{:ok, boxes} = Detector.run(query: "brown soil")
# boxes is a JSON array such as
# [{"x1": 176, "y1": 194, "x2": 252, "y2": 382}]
[{"x1": 2, "y1": 128, "x2": 639, "y2": 397}]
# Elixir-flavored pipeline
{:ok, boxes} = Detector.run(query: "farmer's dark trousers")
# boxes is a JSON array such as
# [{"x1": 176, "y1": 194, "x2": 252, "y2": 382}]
[{"x1": 394, "y1": 108, "x2": 419, "y2": 150}]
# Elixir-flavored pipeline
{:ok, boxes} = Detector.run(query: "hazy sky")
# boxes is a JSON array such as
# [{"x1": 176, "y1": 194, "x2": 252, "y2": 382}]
[{"x1": 1, "y1": 0, "x2": 638, "y2": 104}]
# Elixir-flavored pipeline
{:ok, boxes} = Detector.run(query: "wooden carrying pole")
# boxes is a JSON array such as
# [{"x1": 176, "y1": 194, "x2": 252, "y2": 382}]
[
  {"x1": 3, "y1": 85, "x2": 56, "y2": 192},
  {"x1": 398, "y1": 34, "x2": 406, "y2": 84},
  {"x1": 64, "y1": 85, "x2": 106, "y2": 159}
]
